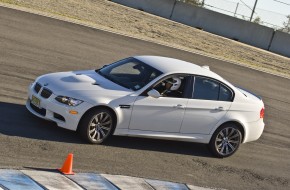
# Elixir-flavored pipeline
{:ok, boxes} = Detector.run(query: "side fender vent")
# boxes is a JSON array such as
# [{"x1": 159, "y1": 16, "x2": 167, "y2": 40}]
[{"x1": 120, "y1": 105, "x2": 131, "y2": 109}]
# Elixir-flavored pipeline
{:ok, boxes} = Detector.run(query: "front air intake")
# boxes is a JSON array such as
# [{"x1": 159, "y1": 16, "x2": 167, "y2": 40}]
[
  {"x1": 34, "y1": 83, "x2": 41, "y2": 93},
  {"x1": 40, "y1": 88, "x2": 52, "y2": 99}
]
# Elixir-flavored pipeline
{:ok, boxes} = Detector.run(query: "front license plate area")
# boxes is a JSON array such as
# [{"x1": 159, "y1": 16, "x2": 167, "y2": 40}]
[{"x1": 31, "y1": 95, "x2": 41, "y2": 107}]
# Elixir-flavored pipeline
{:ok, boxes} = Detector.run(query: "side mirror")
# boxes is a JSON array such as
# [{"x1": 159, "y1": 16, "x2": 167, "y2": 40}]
[{"x1": 147, "y1": 89, "x2": 161, "y2": 98}]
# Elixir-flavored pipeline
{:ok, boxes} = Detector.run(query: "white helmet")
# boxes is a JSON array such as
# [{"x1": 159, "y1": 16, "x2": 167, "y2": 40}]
[{"x1": 170, "y1": 77, "x2": 182, "y2": 91}]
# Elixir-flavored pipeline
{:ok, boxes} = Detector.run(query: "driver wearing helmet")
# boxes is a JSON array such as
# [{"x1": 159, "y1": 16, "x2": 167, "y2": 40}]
[{"x1": 161, "y1": 77, "x2": 183, "y2": 97}]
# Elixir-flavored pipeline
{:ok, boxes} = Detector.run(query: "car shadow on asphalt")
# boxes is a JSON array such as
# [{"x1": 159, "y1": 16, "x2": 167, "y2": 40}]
[
  {"x1": 0, "y1": 101, "x2": 213, "y2": 157},
  {"x1": 0, "y1": 101, "x2": 84, "y2": 144},
  {"x1": 23, "y1": 167, "x2": 59, "y2": 173},
  {"x1": 105, "y1": 136, "x2": 212, "y2": 157}
]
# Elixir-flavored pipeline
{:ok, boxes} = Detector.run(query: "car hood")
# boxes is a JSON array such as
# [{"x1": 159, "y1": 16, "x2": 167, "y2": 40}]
[{"x1": 36, "y1": 70, "x2": 132, "y2": 99}]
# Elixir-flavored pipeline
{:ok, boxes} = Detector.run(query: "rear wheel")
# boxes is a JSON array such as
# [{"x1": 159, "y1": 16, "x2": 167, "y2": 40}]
[
  {"x1": 79, "y1": 108, "x2": 115, "y2": 144},
  {"x1": 209, "y1": 124, "x2": 242, "y2": 158}
]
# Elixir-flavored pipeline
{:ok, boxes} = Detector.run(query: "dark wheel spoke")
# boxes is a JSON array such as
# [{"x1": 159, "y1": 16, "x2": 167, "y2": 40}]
[
  {"x1": 102, "y1": 120, "x2": 111, "y2": 126},
  {"x1": 228, "y1": 140, "x2": 239, "y2": 144},
  {"x1": 220, "y1": 131, "x2": 225, "y2": 138},
  {"x1": 96, "y1": 132, "x2": 101, "y2": 140},
  {"x1": 100, "y1": 125, "x2": 110, "y2": 131},
  {"x1": 99, "y1": 128, "x2": 106, "y2": 136},
  {"x1": 228, "y1": 142, "x2": 235, "y2": 150},
  {"x1": 229, "y1": 133, "x2": 239, "y2": 139},
  {"x1": 93, "y1": 118, "x2": 98, "y2": 123},
  {"x1": 225, "y1": 128, "x2": 229, "y2": 136},
  {"x1": 228, "y1": 128, "x2": 235, "y2": 137},
  {"x1": 99, "y1": 113, "x2": 103, "y2": 121},
  {"x1": 225, "y1": 144, "x2": 229, "y2": 154},
  {"x1": 102, "y1": 114, "x2": 109, "y2": 122},
  {"x1": 220, "y1": 144, "x2": 225, "y2": 153}
]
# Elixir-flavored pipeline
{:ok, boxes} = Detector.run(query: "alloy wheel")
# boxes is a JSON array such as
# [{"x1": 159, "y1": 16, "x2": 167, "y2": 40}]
[
  {"x1": 88, "y1": 112, "x2": 112, "y2": 142},
  {"x1": 215, "y1": 127, "x2": 241, "y2": 156}
]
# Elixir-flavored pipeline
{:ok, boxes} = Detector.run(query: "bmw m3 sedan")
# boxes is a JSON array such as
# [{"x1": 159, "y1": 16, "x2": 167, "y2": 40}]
[{"x1": 26, "y1": 56, "x2": 265, "y2": 157}]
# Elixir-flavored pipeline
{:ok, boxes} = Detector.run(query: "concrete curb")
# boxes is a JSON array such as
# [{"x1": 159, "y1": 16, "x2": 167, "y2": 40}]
[
  {"x1": 0, "y1": 169, "x2": 214, "y2": 190},
  {"x1": 0, "y1": 2, "x2": 289, "y2": 80}
]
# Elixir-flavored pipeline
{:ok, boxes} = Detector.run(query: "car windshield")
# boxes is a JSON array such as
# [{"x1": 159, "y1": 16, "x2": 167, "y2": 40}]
[{"x1": 96, "y1": 57, "x2": 163, "y2": 91}]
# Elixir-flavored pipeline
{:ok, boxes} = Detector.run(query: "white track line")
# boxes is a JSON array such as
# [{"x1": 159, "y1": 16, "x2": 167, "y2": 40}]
[
  {"x1": 22, "y1": 170, "x2": 83, "y2": 190},
  {"x1": 102, "y1": 174, "x2": 154, "y2": 190}
]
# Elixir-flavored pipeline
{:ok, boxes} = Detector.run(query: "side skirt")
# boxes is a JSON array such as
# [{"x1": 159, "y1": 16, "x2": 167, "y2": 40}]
[{"x1": 113, "y1": 129, "x2": 211, "y2": 144}]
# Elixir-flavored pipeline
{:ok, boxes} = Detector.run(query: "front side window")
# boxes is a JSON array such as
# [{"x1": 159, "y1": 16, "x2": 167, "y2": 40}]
[
  {"x1": 97, "y1": 58, "x2": 163, "y2": 91},
  {"x1": 193, "y1": 77, "x2": 233, "y2": 101},
  {"x1": 152, "y1": 75, "x2": 191, "y2": 98}
]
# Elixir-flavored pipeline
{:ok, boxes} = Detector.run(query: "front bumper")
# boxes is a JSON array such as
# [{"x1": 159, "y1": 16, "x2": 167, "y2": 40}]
[{"x1": 26, "y1": 83, "x2": 93, "y2": 131}]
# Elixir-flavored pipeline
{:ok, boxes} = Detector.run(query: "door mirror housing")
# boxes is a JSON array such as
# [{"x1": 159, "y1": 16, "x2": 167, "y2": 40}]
[{"x1": 147, "y1": 89, "x2": 161, "y2": 98}]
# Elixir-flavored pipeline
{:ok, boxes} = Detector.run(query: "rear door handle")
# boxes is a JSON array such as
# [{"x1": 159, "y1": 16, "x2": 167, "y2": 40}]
[
  {"x1": 215, "y1": 106, "x2": 224, "y2": 111},
  {"x1": 173, "y1": 104, "x2": 185, "y2": 109}
]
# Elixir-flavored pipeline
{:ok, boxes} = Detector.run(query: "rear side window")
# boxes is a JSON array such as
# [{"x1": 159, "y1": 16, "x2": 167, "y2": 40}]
[
  {"x1": 219, "y1": 84, "x2": 233, "y2": 101},
  {"x1": 193, "y1": 77, "x2": 219, "y2": 100},
  {"x1": 193, "y1": 77, "x2": 233, "y2": 101}
]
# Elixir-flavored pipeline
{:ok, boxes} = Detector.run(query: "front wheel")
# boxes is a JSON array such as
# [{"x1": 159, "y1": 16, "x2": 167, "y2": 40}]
[
  {"x1": 79, "y1": 108, "x2": 115, "y2": 144},
  {"x1": 209, "y1": 124, "x2": 242, "y2": 158}
]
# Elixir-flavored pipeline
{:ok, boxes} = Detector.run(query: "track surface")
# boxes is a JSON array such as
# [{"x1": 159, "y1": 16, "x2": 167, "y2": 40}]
[{"x1": 0, "y1": 6, "x2": 289, "y2": 190}]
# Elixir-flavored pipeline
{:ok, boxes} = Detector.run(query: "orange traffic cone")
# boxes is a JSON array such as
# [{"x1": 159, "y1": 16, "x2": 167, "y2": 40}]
[{"x1": 58, "y1": 153, "x2": 74, "y2": 175}]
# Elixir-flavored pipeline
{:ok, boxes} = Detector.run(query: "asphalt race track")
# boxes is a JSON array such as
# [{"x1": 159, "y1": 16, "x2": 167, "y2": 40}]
[{"x1": 0, "y1": 6, "x2": 289, "y2": 190}]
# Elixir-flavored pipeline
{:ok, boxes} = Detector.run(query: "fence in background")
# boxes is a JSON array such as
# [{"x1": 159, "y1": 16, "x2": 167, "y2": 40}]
[
  {"x1": 171, "y1": 1, "x2": 274, "y2": 50},
  {"x1": 201, "y1": 0, "x2": 288, "y2": 31},
  {"x1": 111, "y1": 0, "x2": 290, "y2": 58}
]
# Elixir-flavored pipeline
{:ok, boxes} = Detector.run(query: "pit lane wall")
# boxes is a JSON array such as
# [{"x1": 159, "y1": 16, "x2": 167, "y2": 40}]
[
  {"x1": 269, "y1": 31, "x2": 290, "y2": 57},
  {"x1": 111, "y1": 0, "x2": 290, "y2": 58},
  {"x1": 171, "y1": 1, "x2": 274, "y2": 50},
  {"x1": 112, "y1": 0, "x2": 176, "y2": 19}
]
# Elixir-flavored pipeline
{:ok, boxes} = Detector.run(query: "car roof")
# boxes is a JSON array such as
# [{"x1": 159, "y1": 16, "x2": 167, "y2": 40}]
[{"x1": 134, "y1": 55, "x2": 223, "y2": 81}]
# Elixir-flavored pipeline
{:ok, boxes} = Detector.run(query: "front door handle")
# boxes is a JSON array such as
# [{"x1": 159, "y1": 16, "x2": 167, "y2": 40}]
[
  {"x1": 215, "y1": 106, "x2": 224, "y2": 111},
  {"x1": 173, "y1": 104, "x2": 185, "y2": 109}
]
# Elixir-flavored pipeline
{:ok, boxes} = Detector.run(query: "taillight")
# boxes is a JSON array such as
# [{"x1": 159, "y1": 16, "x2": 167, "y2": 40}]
[{"x1": 260, "y1": 108, "x2": 265, "y2": 118}]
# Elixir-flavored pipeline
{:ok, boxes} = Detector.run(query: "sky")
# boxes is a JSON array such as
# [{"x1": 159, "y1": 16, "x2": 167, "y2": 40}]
[
  {"x1": 203, "y1": 0, "x2": 290, "y2": 28},
  {"x1": 232, "y1": 0, "x2": 289, "y2": 15}
]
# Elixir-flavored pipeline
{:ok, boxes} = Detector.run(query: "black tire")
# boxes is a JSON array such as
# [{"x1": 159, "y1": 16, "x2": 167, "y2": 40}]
[
  {"x1": 78, "y1": 108, "x2": 115, "y2": 144},
  {"x1": 209, "y1": 123, "x2": 242, "y2": 158}
]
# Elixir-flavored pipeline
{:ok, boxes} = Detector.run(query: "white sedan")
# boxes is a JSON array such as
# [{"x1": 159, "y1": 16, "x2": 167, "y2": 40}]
[{"x1": 26, "y1": 56, "x2": 265, "y2": 157}]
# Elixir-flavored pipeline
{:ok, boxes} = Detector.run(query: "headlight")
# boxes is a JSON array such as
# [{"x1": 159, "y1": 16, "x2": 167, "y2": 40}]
[{"x1": 55, "y1": 96, "x2": 83, "y2": 106}]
